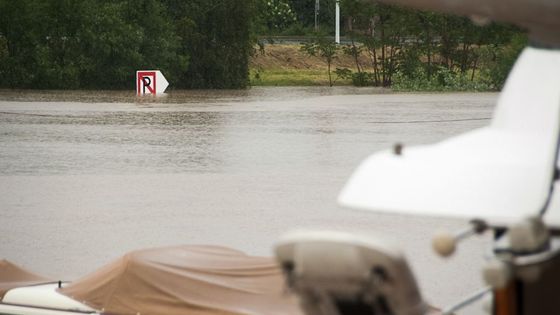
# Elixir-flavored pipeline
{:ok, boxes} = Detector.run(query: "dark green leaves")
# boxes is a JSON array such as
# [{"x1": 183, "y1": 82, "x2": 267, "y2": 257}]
[{"x1": 0, "y1": 0, "x2": 253, "y2": 89}]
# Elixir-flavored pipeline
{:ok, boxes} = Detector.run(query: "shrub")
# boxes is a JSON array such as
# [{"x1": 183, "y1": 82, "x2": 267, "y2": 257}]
[
  {"x1": 392, "y1": 66, "x2": 492, "y2": 91},
  {"x1": 351, "y1": 72, "x2": 373, "y2": 87},
  {"x1": 480, "y1": 33, "x2": 527, "y2": 90}
]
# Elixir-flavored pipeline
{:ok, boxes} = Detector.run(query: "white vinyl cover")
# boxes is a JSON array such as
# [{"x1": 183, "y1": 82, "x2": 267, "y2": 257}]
[
  {"x1": 2, "y1": 283, "x2": 95, "y2": 312},
  {"x1": 339, "y1": 47, "x2": 560, "y2": 227}
]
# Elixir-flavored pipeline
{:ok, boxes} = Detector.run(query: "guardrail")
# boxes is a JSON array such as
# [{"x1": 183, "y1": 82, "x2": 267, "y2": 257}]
[{"x1": 256, "y1": 36, "x2": 356, "y2": 45}]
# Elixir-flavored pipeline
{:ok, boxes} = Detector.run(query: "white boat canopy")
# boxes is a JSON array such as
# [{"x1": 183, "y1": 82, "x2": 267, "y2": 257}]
[{"x1": 339, "y1": 47, "x2": 560, "y2": 228}]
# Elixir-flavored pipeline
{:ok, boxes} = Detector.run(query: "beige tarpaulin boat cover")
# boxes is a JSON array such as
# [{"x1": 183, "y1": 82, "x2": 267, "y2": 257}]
[
  {"x1": 59, "y1": 245, "x2": 303, "y2": 315},
  {"x1": 0, "y1": 259, "x2": 52, "y2": 299}
]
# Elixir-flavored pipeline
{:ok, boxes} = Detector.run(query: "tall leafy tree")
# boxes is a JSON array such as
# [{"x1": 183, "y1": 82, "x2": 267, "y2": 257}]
[
  {"x1": 0, "y1": 0, "x2": 253, "y2": 89},
  {"x1": 163, "y1": 0, "x2": 254, "y2": 88},
  {"x1": 337, "y1": 0, "x2": 524, "y2": 88},
  {"x1": 0, "y1": 0, "x2": 42, "y2": 87}
]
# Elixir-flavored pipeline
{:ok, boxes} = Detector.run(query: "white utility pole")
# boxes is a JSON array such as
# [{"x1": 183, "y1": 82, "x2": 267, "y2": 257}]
[{"x1": 335, "y1": 0, "x2": 340, "y2": 43}]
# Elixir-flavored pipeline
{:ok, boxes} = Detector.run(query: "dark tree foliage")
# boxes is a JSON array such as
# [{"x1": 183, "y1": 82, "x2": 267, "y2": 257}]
[
  {"x1": 285, "y1": 0, "x2": 337, "y2": 32},
  {"x1": 0, "y1": 1, "x2": 38, "y2": 88},
  {"x1": 0, "y1": 0, "x2": 253, "y2": 89},
  {"x1": 337, "y1": 0, "x2": 524, "y2": 89},
  {"x1": 286, "y1": 0, "x2": 316, "y2": 27},
  {"x1": 251, "y1": 0, "x2": 340, "y2": 35},
  {"x1": 163, "y1": 0, "x2": 253, "y2": 89}
]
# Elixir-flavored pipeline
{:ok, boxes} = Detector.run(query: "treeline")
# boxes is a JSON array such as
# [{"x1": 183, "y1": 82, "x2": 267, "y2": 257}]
[
  {"x1": 0, "y1": 0, "x2": 526, "y2": 90},
  {"x1": 258, "y1": 0, "x2": 526, "y2": 90},
  {"x1": 339, "y1": 1, "x2": 525, "y2": 90},
  {"x1": 0, "y1": 0, "x2": 253, "y2": 89}
]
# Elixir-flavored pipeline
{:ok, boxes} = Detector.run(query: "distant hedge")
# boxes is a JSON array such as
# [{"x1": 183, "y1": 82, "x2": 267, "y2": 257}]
[{"x1": 0, "y1": 0, "x2": 254, "y2": 89}]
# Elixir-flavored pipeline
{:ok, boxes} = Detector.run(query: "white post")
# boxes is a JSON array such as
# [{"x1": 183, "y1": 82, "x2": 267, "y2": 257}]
[{"x1": 335, "y1": 0, "x2": 340, "y2": 44}]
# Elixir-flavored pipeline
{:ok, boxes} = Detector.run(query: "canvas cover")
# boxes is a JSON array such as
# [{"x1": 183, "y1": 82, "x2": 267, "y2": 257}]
[
  {"x1": 0, "y1": 259, "x2": 52, "y2": 299},
  {"x1": 59, "y1": 245, "x2": 302, "y2": 315}
]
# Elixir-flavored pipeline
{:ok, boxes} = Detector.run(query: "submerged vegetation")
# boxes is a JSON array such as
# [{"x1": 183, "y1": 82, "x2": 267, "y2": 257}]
[{"x1": 0, "y1": 0, "x2": 525, "y2": 90}]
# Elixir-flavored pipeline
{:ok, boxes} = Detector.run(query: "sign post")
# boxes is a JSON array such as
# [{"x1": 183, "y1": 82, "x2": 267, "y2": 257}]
[
  {"x1": 136, "y1": 70, "x2": 169, "y2": 96},
  {"x1": 335, "y1": 0, "x2": 340, "y2": 44}
]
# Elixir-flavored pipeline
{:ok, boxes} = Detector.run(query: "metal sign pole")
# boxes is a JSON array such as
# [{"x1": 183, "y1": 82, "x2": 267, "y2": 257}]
[{"x1": 335, "y1": 0, "x2": 340, "y2": 43}]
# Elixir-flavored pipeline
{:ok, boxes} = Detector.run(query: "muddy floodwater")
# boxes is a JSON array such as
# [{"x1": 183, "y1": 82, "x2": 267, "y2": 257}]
[{"x1": 0, "y1": 87, "x2": 497, "y2": 313}]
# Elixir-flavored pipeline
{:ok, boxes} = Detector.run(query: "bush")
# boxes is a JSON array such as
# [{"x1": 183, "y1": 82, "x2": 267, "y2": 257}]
[
  {"x1": 480, "y1": 33, "x2": 527, "y2": 90},
  {"x1": 392, "y1": 66, "x2": 492, "y2": 91},
  {"x1": 351, "y1": 72, "x2": 373, "y2": 87}
]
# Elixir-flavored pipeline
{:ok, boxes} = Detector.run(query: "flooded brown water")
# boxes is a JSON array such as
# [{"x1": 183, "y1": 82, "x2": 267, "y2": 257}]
[{"x1": 0, "y1": 87, "x2": 496, "y2": 312}]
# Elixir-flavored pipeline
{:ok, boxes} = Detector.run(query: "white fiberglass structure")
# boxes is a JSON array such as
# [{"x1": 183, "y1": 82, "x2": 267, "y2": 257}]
[{"x1": 339, "y1": 47, "x2": 560, "y2": 228}]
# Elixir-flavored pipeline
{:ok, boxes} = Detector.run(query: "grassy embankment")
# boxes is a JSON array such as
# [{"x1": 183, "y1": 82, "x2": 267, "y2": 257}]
[
  {"x1": 249, "y1": 44, "x2": 501, "y2": 91},
  {"x1": 249, "y1": 44, "x2": 372, "y2": 86}
]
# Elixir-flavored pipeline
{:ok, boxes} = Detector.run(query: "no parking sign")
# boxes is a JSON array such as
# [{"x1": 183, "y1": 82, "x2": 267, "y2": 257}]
[{"x1": 136, "y1": 70, "x2": 169, "y2": 95}]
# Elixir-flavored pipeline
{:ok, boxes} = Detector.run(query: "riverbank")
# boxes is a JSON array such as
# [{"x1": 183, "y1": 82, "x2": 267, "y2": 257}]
[
  {"x1": 249, "y1": 44, "x2": 498, "y2": 91},
  {"x1": 249, "y1": 44, "x2": 372, "y2": 86}
]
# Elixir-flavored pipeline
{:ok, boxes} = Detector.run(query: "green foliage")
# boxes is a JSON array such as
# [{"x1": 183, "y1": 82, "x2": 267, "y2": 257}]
[
  {"x1": 0, "y1": 0, "x2": 526, "y2": 90},
  {"x1": 0, "y1": 0, "x2": 254, "y2": 89},
  {"x1": 480, "y1": 33, "x2": 527, "y2": 90},
  {"x1": 351, "y1": 72, "x2": 374, "y2": 87},
  {"x1": 0, "y1": 0, "x2": 40, "y2": 87},
  {"x1": 335, "y1": 67, "x2": 372, "y2": 86},
  {"x1": 301, "y1": 35, "x2": 339, "y2": 86},
  {"x1": 253, "y1": 0, "x2": 341, "y2": 36},
  {"x1": 334, "y1": 67, "x2": 352, "y2": 80},
  {"x1": 284, "y1": 0, "x2": 315, "y2": 28},
  {"x1": 0, "y1": 0, "x2": 185, "y2": 89},
  {"x1": 341, "y1": 43, "x2": 363, "y2": 74},
  {"x1": 248, "y1": 0, "x2": 524, "y2": 90},
  {"x1": 341, "y1": 1, "x2": 420, "y2": 86},
  {"x1": 335, "y1": 0, "x2": 525, "y2": 90},
  {"x1": 165, "y1": 0, "x2": 254, "y2": 88},
  {"x1": 392, "y1": 66, "x2": 491, "y2": 91},
  {"x1": 262, "y1": 0, "x2": 297, "y2": 32}
]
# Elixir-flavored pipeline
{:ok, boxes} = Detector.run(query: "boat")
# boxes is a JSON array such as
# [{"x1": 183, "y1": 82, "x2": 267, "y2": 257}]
[
  {"x1": 0, "y1": 246, "x2": 301, "y2": 315},
  {"x1": 2, "y1": 0, "x2": 559, "y2": 314}
]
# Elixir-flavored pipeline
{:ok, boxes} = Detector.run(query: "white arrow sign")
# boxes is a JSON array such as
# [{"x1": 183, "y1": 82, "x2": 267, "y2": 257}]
[{"x1": 136, "y1": 70, "x2": 169, "y2": 95}]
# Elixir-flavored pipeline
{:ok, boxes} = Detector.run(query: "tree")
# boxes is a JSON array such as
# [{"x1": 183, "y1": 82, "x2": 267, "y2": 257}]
[
  {"x1": 301, "y1": 35, "x2": 339, "y2": 86},
  {"x1": 286, "y1": 0, "x2": 315, "y2": 27},
  {"x1": 260, "y1": 0, "x2": 297, "y2": 33},
  {"x1": 0, "y1": 0, "x2": 254, "y2": 89},
  {"x1": 0, "y1": 0, "x2": 188, "y2": 89},
  {"x1": 0, "y1": 0, "x2": 41, "y2": 87},
  {"x1": 338, "y1": 0, "x2": 524, "y2": 89},
  {"x1": 163, "y1": 0, "x2": 254, "y2": 88}
]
